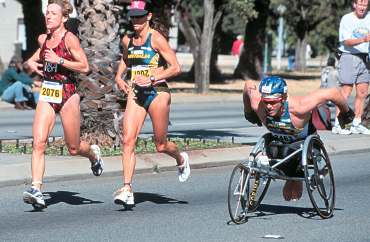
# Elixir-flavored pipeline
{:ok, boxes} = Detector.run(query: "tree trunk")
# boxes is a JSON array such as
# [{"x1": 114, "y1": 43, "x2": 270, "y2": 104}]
[
  {"x1": 234, "y1": 0, "x2": 270, "y2": 80},
  {"x1": 295, "y1": 38, "x2": 307, "y2": 72},
  {"x1": 178, "y1": 0, "x2": 222, "y2": 93},
  {"x1": 197, "y1": 0, "x2": 215, "y2": 93},
  {"x1": 76, "y1": 0, "x2": 124, "y2": 146},
  {"x1": 17, "y1": 0, "x2": 46, "y2": 60}
]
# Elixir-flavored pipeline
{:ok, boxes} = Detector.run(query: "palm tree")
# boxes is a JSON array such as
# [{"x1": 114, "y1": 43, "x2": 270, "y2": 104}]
[{"x1": 75, "y1": 0, "x2": 126, "y2": 146}]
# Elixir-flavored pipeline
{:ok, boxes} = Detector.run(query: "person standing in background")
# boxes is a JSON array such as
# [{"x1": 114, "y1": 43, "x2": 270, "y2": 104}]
[
  {"x1": 334, "y1": 0, "x2": 370, "y2": 135},
  {"x1": 231, "y1": 35, "x2": 244, "y2": 57}
]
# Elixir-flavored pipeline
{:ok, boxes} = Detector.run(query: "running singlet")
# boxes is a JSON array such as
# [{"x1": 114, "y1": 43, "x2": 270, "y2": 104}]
[
  {"x1": 265, "y1": 101, "x2": 316, "y2": 143},
  {"x1": 127, "y1": 32, "x2": 169, "y2": 110},
  {"x1": 39, "y1": 32, "x2": 76, "y2": 113},
  {"x1": 127, "y1": 32, "x2": 166, "y2": 84}
]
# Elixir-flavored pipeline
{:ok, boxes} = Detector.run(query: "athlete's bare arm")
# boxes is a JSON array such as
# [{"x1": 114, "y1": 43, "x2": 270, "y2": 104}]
[
  {"x1": 243, "y1": 80, "x2": 264, "y2": 126},
  {"x1": 26, "y1": 34, "x2": 48, "y2": 76},
  {"x1": 151, "y1": 30, "x2": 181, "y2": 81},
  {"x1": 114, "y1": 36, "x2": 130, "y2": 94}
]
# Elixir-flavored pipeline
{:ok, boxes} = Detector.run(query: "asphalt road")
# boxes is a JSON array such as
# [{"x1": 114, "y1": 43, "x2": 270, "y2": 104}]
[
  {"x1": 0, "y1": 152, "x2": 369, "y2": 242},
  {"x1": 0, "y1": 96, "x2": 356, "y2": 142},
  {"x1": 0, "y1": 100, "x2": 250, "y2": 140}
]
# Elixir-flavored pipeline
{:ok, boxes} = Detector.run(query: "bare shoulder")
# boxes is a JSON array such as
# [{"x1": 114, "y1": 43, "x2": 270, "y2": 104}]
[
  {"x1": 121, "y1": 35, "x2": 130, "y2": 48},
  {"x1": 64, "y1": 32, "x2": 80, "y2": 46},
  {"x1": 38, "y1": 34, "x2": 48, "y2": 46},
  {"x1": 151, "y1": 29, "x2": 168, "y2": 49}
]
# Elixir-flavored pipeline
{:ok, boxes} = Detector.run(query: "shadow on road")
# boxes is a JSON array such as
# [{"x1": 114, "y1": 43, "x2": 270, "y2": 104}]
[
  {"x1": 226, "y1": 203, "x2": 342, "y2": 224},
  {"x1": 134, "y1": 192, "x2": 188, "y2": 205},
  {"x1": 44, "y1": 190, "x2": 103, "y2": 207},
  {"x1": 116, "y1": 192, "x2": 188, "y2": 212}
]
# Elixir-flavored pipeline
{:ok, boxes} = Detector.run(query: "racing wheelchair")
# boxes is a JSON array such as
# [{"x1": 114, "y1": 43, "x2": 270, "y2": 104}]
[{"x1": 227, "y1": 133, "x2": 335, "y2": 224}]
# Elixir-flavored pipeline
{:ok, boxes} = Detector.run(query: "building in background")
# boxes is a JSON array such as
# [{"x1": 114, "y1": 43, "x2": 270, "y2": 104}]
[{"x1": 0, "y1": 0, "x2": 24, "y2": 69}]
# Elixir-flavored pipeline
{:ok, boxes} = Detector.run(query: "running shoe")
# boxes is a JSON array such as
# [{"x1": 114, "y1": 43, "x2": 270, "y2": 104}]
[
  {"x1": 331, "y1": 125, "x2": 351, "y2": 135},
  {"x1": 350, "y1": 124, "x2": 370, "y2": 135},
  {"x1": 178, "y1": 152, "x2": 191, "y2": 182},
  {"x1": 113, "y1": 187, "x2": 135, "y2": 206},
  {"x1": 90, "y1": 144, "x2": 104, "y2": 176},
  {"x1": 23, "y1": 187, "x2": 46, "y2": 209}
]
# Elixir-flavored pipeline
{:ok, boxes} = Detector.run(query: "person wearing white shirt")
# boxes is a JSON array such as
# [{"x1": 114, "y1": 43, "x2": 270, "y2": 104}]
[{"x1": 334, "y1": 0, "x2": 370, "y2": 135}]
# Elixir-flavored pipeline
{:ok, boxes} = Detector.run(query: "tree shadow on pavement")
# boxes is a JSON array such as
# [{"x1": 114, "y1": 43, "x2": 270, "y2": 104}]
[
  {"x1": 168, "y1": 130, "x2": 258, "y2": 140},
  {"x1": 44, "y1": 190, "x2": 103, "y2": 207},
  {"x1": 116, "y1": 192, "x2": 187, "y2": 212}
]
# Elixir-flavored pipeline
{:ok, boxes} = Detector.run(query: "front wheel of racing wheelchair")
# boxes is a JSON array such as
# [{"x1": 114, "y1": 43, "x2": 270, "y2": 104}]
[
  {"x1": 302, "y1": 135, "x2": 335, "y2": 219},
  {"x1": 227, "y1": 133, "x2": 272, "y2": 224}
]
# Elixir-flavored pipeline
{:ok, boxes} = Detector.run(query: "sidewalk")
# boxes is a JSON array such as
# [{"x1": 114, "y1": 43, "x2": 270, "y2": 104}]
[{"x1": 1, "y1": 127, "x2": 369, "y2": 188}]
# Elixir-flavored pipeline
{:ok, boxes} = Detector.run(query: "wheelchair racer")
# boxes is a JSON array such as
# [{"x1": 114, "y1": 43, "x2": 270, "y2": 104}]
[{"x1": 243, "y1": 76, "x2": 354, "y2": 201}]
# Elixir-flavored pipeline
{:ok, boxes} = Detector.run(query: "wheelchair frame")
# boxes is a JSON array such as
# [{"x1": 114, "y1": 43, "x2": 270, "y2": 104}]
[{"x1": 227, "y1": 133, "x2": 335, "y2": 224}]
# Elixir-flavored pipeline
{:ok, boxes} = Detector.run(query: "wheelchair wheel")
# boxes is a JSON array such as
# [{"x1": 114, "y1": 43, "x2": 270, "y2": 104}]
[
  {"x1": 302, "y1": 135, "x2": 335, "y2": 219},
  {"x1": 227, "y1": 163, "x2": 271, "y2": 224}
]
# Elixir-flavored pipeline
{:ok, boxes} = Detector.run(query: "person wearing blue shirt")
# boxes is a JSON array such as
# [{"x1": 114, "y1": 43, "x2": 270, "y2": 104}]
[{"x1": 0, "y1": 56, "x2": 35, "y2": 109}]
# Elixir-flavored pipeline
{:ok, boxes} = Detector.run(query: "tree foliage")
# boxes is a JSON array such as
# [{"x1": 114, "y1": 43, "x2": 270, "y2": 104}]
[
  {"x1": 176, "y1": 0, "x2": 255, "y2": 93},
  {"x1": 270, "y1": 0, "x2": 352, "y2": 71}
]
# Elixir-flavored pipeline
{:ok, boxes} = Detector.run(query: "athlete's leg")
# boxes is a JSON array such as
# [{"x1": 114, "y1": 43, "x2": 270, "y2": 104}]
[
  {"x1": 59, "y1": 94, "x2": 97, "y2": 161},
  {"x1": 148, "y1": 92, "x2": 183, "y2": 165},
  {"x1": 31, "y1": 101, "x2": 56, "y2": 190},
  {"x1": 354, "y1": 82, "x2": 369, "y2": 119},
  {"x1": 121, "y1": 92, "x2": 147, "y2": 190}
]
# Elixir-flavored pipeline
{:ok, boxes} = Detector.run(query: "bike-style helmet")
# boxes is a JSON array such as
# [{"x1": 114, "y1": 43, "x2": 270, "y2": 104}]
[{"x1": 259, "y1": 76, "x2": 288, "y2": 100}]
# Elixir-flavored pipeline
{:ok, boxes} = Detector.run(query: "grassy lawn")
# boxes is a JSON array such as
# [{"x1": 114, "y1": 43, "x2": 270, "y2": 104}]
[{"x1": 0, "y1": 137, "x2": 240, "y2": 156}]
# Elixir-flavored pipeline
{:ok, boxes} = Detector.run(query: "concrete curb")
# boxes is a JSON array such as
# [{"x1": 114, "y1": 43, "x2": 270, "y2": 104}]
[{"x1": 1, "y1": 141, "x2": 369, "y2": 188}]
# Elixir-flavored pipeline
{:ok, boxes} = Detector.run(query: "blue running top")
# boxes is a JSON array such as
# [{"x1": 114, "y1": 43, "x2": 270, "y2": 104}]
[
  {"x1": 127, "y1": 32, "x2": 166, "y2": 84},
  {"x1": 265, "y1": 101, "x2": 316, "y2": 143}
]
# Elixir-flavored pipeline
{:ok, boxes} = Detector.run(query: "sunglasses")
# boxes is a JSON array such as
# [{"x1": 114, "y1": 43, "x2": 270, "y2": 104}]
[
  {"x1": 130, "y1": 14, "x2": 148, "y2": 19},
  {"x1": 261, "y1": 97, "x2": 283, "y2": 105}
]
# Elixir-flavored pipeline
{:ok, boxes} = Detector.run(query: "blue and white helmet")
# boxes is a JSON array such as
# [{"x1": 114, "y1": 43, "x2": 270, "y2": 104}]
[{"x1": 259, "y1": 76, "x2": 288, "y2": 99}]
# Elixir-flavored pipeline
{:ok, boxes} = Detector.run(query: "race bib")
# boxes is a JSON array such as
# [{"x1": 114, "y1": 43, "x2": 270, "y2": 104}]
[
  {"x1": 39, "y1": 81, "x2": 63, "y2": 103},
  {"x1": 131, "y1": 65, "x2": 151, "y2": 81}
]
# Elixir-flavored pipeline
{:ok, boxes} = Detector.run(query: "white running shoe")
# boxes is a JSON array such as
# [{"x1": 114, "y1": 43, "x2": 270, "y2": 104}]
[
  {"x1": 23, "y1": 186, "x2": 46, "y2": 209},
  {"x1": 178, "y1": 152, "x2": 191, "y2": 182},
  {"x1": 90, "y1": 144, "x2": 104, "y2": 176},
  {"x1": 114, "y1": 187, "x2": 135, "y2": 206},
  {"x1": 350, "y1": 124, "x2": 370, "y2": 135},
  {"x1": 331, "y1": 125, "x2": 351, "y2": 135}
]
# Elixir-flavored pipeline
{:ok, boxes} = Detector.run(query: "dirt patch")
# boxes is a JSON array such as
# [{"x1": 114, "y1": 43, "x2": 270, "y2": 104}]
[{"x1": 169, "y1": 70, "x2": 321, "y2": 97}]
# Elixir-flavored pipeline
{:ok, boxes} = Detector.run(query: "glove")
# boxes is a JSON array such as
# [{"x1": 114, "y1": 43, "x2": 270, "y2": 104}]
[
  {"x1": 244, "y1": 110, "x2": 262, "y2": 127},
  {"x1": 337, "y1": 107, "x2": 355, "y2": 129}
]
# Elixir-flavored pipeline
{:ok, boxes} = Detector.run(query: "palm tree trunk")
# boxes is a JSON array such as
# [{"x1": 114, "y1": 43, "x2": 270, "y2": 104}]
[{"x1": 76, "y1": 0, "x2": 125, "y2": 146}]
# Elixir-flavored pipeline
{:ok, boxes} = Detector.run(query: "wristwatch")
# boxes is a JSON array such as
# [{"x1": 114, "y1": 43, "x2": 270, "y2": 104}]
[
  {"x1": 149, "y1": 75, "x2": 155, "y2": 83},
  {"x1": 59, "y1": 57, "x2": 64, "y2": 65}
]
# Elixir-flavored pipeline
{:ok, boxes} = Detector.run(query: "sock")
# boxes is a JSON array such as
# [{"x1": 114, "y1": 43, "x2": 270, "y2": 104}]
[
  {"x1": 353, "y1": 118, "x2": 361, "y2": 126},
  {"x1": 334, "y1": 117, "x2": 339, "y2": 127}
]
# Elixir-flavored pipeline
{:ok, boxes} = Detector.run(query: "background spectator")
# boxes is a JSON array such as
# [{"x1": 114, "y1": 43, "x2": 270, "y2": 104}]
[
  {"x1": 321, "y1": 56, "x2": 340, "y2": 88},
  {"x1": 231, "y1": 35, "x2": 244, "y2": 57},
  {"x1": 0, "y1": 56, "x2": 37, "y2": 110},
  {"x1": 287, "y1": 45, "x2": 295, "y2": 71}
]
